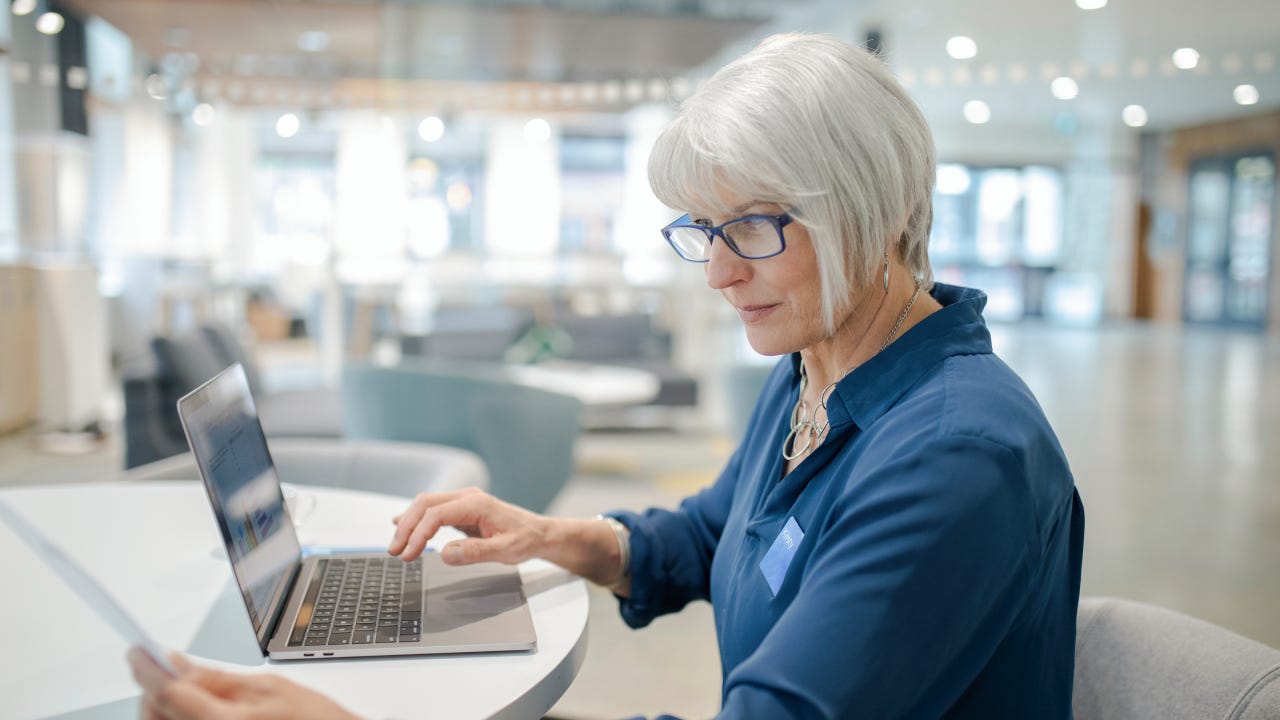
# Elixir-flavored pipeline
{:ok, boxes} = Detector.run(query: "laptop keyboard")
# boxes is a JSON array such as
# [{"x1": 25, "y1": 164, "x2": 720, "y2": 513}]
[{"x1": 287, "y1": 557, "x2": 423, "y2": 647}]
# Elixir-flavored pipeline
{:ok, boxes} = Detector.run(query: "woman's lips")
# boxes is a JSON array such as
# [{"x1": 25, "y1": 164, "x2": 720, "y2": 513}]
[{"x1": 736, "y1": 303, "x2": 779, "y2": 324}]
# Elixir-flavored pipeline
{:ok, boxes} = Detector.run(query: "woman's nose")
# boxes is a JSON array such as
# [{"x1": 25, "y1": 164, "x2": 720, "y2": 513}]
[{"x1": 704, "y1": 237, "x2": 749, "y2": 290}]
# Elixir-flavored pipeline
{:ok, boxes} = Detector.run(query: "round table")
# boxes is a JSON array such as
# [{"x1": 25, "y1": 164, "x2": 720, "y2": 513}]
[{"x1": 0, "y1": 481, "x2": 589, "y2": 720}]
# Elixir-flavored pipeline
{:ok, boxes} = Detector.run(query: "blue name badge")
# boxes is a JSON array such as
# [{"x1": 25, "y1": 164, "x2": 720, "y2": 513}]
[{"x1": 759, "y1": 516, "x2": 804, "y2": 596}]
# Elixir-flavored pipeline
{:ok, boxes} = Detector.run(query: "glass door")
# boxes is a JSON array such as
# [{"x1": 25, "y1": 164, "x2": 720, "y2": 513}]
[{"x1": 1184, "y1": 152, "x2": 1274, "y2": 328}]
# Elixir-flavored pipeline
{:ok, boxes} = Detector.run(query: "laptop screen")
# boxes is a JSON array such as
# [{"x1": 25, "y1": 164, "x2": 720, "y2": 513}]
[{"x1": 177, "y1": 364, "x2": 301, "y2": 651}]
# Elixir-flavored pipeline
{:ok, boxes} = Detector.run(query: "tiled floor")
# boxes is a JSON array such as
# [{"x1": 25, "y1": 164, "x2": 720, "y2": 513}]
[{"x1": 3, "y1": 319, "x2": 1279, "y2": 719}]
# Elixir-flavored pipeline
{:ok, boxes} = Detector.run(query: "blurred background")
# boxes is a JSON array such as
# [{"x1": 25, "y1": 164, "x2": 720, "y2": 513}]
[{"x1": 0, "y1": 0, "x2": 1277, "y2": 717}]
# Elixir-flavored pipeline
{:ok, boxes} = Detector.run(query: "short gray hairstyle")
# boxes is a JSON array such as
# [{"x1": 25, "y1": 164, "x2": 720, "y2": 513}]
[{"x1": 648, "y1": 32, "x2": 936, "y2": 332}]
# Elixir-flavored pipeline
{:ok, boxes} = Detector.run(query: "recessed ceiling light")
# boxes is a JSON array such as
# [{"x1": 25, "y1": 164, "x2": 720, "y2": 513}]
[
  {"x1": 192, "y1": 103, "x2": 215, "y2": 127},
  {"x1": 1075, "y1": 0, "x2": 1107, "y2": 8},
  {"x1": 35, "y1": 10, "x2": 63, "y2": 34},
  {"x1": 276, "y1": 113, "x2": 300, "y2": 139},
  {"x1": 937, "y1": 164, "x2": 972, "y2": 195},
  {"x1": 1122, "y1": 105, "x2": 1148, "y2": 127},
  {"x1": 144, "y1": 73, "x2": 167, "y2": 100},
  {"x1": 946, "y1": 36, "x2": 978, "y2": 60},
  {"x1": 1233, "y1": 84, "x2": 1260, "y2": 106},
  {"x1": 418, "y1": 116, "x2": 445, "y2": 142},
  {"x1": 11, "y1": 0, "x2": 36, "y2": 16},
  {"x1": 523, "y1": 118, "x2": 551, "y2": 142},
  {"x1": 963, "y1": 100, "x2": 991, "y2": 124},
  {"x1": 297, "y1": 31, "x2": 330, "y2": 53},
  {"x1": 1172, "y1": 48, "x2": 1200, "y2": 70},
  {"x1": 1051, "y1": 77, "x2": 1079, "y2": 100}
]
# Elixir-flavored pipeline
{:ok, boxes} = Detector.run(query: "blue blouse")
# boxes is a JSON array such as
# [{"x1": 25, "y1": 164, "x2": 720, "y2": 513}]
[{"x1": 611, "y1": 284, "x2": 1084, "y2": 719}]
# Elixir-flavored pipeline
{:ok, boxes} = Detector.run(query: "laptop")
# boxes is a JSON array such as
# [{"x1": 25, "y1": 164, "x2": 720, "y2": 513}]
[{"x1": 176, "y1": 363, "x2": 537, "y2": 660}]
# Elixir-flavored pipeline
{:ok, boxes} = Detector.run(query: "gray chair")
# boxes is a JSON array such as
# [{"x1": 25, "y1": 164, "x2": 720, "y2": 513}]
[
  {"x1": 1074, "y1": 597, "x2": 1280, "y2": 720},
  {"x1": 121, "y1": 437, "x2": 488, "y2": 499},
  {"x1": 122, "y1": 323, "x2": 342, "y2": 468}
]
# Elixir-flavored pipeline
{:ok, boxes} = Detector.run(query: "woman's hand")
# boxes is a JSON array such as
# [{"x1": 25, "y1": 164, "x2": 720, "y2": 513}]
[
  {"x1": 386, "y1": 487, "x2": 630, "y2": 590},
  {"x1": 127, "y1": 649, "x2": 361, "y2": 720},
  {"x1": 387, "y1": 487, "x2": 550, "y2": 565}
]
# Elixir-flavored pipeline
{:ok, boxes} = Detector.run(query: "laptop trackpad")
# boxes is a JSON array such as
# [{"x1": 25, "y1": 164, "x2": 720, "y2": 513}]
[{"x1": 424, "y1": 563, "x2": 526, "y2": 634}]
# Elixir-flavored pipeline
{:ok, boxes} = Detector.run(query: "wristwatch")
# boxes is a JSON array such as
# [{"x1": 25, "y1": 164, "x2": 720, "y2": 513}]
[{"x1": 594, "y1": 514, "x2": 631, "y2": 586}]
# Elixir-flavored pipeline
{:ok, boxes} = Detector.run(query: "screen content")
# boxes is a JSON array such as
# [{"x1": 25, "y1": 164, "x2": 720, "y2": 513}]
[{"x1": 182, "y1": 367, "x2": 301, "y2": 641}]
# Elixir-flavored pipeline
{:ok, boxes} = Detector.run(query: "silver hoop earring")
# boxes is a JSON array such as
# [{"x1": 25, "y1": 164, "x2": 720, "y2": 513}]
[{"x1": 882, "y1": 253, "x2": 890, "y2": 294}]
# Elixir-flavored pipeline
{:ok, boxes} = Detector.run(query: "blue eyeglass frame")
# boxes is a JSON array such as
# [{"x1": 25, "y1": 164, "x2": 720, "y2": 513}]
[{"x1": 661, "y1": 211, "x2": 794, "y2": 263}]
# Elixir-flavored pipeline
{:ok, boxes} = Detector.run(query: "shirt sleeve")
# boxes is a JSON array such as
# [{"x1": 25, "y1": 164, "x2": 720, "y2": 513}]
[
  {"x1": 608, "y1": 446, "x2": 744, "y2": 629},
  {"x1": 718, "y1": 434, "x2": 1053, "y2": 720}
]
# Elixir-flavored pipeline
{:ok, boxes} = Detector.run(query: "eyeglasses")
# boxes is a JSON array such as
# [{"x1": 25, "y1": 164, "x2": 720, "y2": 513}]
[{"x1": 661, "y1": 211, "x2": 794, "y2": 263}]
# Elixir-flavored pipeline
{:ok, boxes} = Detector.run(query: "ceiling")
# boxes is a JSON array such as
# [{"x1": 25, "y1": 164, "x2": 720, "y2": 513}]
[
  {"x1": 44, "y1": 0, "x2": 1280, "y2": 132},
  {"x1": 56, "y1": 0, "x2": 774, "y2": 112}
]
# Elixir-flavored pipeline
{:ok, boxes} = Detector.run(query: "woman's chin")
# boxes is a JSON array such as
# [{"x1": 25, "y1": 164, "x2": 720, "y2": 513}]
[{"x1": 743, "y1": 331, "x2": 797, "y2": 358}]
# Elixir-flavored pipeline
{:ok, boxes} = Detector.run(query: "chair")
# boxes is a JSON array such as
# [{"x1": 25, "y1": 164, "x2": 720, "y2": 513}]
[
  {"x1": 1073, "y1": 597, "x2": 1280, "y2": 720},
  {"x1": 121, "y1": 437, "x2": 488, "y2": 498},
  {"x1": 341, "y1": 360, "x2": 583, "y2": 513},
  {"x1": 122, "y1": 323, "x2": 342, "y2": 468}
]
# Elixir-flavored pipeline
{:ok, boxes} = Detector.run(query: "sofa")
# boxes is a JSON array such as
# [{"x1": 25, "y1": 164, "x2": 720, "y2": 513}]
[{"x1": 401, "y1": 306, "x2": 698, "y2": 415}]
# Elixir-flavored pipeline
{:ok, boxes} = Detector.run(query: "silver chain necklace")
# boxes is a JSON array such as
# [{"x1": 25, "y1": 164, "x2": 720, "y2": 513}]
[{"x1": 782, "y1": 283, "x2": 922, "y2": 462}]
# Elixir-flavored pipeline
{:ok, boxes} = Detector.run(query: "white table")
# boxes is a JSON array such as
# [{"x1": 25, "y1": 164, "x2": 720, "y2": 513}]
[
  {"x1": 0, "y1": 482, "x2": 589, "y2": 720},
  {"x1": 501, "y1": 361, "x2": 660, "y2": 407}
]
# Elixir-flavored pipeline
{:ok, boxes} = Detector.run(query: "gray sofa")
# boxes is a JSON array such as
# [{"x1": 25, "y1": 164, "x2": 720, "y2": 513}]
[
  {"x1": 1074, "y1": 597, "x2": 1280, "y2": 719},
  {"x1": 401, "y1": 307, "x2": 698, "y2": 412},
  {"x1": 122, "y1": 323, "x2": 341, "y2": 468}
]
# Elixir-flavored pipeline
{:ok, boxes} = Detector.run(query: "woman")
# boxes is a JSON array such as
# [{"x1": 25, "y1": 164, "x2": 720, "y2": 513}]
[{"x1": 132, "y1": 32, "x2": 1084, "y2": 719}]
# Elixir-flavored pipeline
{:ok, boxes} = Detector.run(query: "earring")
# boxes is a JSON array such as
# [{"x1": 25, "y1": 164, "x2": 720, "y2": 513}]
[{"x1": 882, "y1": 251, "x2": 890, "y2": 294}]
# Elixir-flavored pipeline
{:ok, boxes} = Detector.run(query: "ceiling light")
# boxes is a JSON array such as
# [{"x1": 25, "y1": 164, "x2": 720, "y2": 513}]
[
  {"x1": 417, "y1": 116, "x2": 444, "y2": 143},
  {"x1": 1234, "y1": 84, "x2": 1260, "y2": 106},
  {"x1": 446, "y1": 181, "x2": 472, "y2": 212},
  {"x1": 1172, "y1": 48, "x2": 1200, "y2": 70},
  {"x1": 937, "y1": 164, "x2": 972, "y2": 195},
  {"x1": 144, "y1": 73, "x2": 167, "y2": 100},
  {"x1": 946, "y1": 36, "x2": 978, "y2": 60},
  {"x1": 35, "y1": 9, "x2": 63, "y2": 34},
  {"x1": 1122, "y1": 105, "x2": 1148, "y2": 127},
  {"x1": 963, "y1": 100, "x2": 991, "y2": 124},
  {"x1": 523, "y1": 118, "x2": 551, "y2": 142},
  {"x1": 11, "y1": 0, "x2": 36, "y2": 16},
  {"x1": 1051, "y1": 77, "x2": 1079, "y2": 100},
  {"x1": 192, "y1": 103, "x2": 215, "y2": 127},
  {"x1": 297, "y1": 30, "x2": 330, "y2": 53},
  {"x1": 275, "y1": 113, "x2": 300, "y2": 139},
  {"x1": 1075, "y1": 0, "x2": 1107, "y2": 9}
]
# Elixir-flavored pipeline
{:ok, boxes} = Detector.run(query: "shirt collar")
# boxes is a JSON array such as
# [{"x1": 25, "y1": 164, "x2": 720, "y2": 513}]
[{"x1": 789, "y1": 283, "x2": 994, "y2": 430}]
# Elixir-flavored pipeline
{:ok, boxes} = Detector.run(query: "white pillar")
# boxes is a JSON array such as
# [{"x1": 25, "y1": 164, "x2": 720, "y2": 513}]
[
  {"x1": 484, "y1": 117, "x2": 560, "y2": 258},
  {"x1": 333, "y1": 112, "x2": 408, "y2": 281}
]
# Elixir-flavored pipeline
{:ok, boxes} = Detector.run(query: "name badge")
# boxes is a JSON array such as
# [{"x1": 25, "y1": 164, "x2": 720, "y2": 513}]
[{"x1": 759, "y1": 516, "x2": 804, "y2": 596}]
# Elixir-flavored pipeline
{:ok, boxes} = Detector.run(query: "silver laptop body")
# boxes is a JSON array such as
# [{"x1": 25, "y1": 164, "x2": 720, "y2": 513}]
[{"x1": 176, "y1": 364, "x2": 537, "y2": 661}]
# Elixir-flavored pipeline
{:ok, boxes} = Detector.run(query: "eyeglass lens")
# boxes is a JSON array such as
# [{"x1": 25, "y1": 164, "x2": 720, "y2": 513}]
[{"x1": 667, "y1": 217, "x2": 782, "y2": 260}]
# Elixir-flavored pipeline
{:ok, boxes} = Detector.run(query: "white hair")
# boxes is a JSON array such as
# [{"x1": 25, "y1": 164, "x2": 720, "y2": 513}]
[{"x1": 648, "y1": 32, "x2": 936, "y2": 333}]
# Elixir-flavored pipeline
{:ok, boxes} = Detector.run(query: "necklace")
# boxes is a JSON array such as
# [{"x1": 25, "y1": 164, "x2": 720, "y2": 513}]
[{"x1": 782, "y1": 283, "x2": 923, "y2": 462}]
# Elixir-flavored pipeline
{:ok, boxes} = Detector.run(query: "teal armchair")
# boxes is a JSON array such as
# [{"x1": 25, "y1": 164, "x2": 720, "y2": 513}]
[{"x1": 341, "y1": 361, "x2": 583, "y2": 513}]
